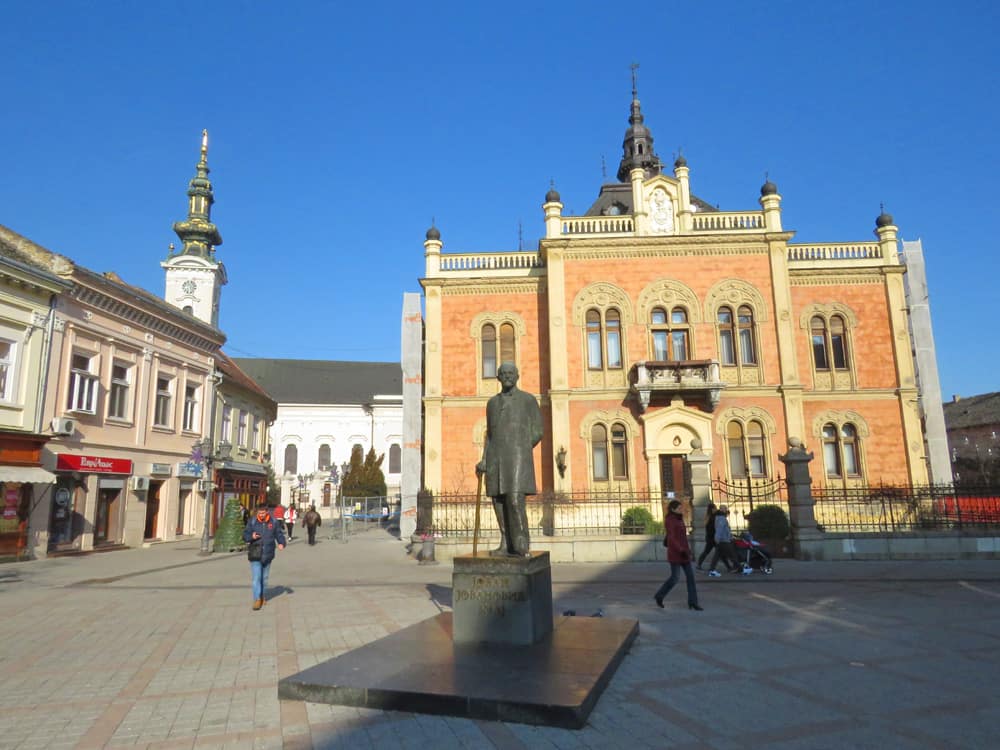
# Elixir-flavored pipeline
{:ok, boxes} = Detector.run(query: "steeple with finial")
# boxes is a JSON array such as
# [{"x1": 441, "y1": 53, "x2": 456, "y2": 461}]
[
  {"x1": 617, "y1": 63, "x2": 662, "y2": 182},
  {"x1": 171, "y1": 130, "x2": 223, "y2": 259},
  {"x1": 162, "y1": 130, "x2": 228, "y2": 327}
]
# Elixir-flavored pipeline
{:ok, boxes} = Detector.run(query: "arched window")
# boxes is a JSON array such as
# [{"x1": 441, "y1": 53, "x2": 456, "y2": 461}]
[
  {"x1": 823, "y1": 422, "x2": 861, "y2": 478},
  {"x1": 389, "y1": 443, "x2": 401, "y2": 473},
  {"x1": 317, "y1": 444, "x2": 331, "y2": 471},
  {"x1": 651, "y1": 307, "x2": 690, "y2": 361},
  {"x1": 727, "y1": 420, "x2": 768, "y2": 478},
  {"x1": 284, "y1": 444, "x2": 298, "y2": 475},
  {"x1": 482, "y1": 324, "x2": 497, "y2": 378},
  {"x1": 812, "y1": 315, "x2": 851, "y2": 372},
  {"x1": 718, "y1": 307, "x2": 736, "y2": 365},
  {"x1": 591, "y1": 424, "x2": 609, "y2": 481},
  {"x1": 586, "y1": 308, "x2": 623, "y2": 371},
  {"x1": 481, "y1": 322, "x2": 516, "y2": 378},
  {"x1": 738, "y1": 306, "x2": 757, "y2": 365},
  {"x1": 591, "y1": 422, "x2": 629, "y2": 481}
]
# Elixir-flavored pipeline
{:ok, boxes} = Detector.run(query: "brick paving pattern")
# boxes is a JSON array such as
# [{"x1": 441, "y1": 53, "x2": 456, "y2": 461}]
[{"x1": 1, "y1": 533, "x2": 998, "y2": 749}]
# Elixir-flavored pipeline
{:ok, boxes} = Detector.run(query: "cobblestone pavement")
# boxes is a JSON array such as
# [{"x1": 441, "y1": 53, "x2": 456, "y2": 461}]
[{"x1": 1, "y1": 532, "x2": 999, "y2": 749}]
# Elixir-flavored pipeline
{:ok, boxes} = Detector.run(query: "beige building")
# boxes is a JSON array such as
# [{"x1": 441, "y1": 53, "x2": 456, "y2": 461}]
[
  {"x1": 0, "y1": 225, "x2": 226, "y2": 557},
  {"x1": 0, "y1": 250, "x2": 71, "y2": 559}
]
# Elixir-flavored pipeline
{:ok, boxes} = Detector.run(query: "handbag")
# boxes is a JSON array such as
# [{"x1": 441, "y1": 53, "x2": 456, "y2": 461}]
[{"x1": 247, "y1": 539, "x2": 263, "y2": 562}]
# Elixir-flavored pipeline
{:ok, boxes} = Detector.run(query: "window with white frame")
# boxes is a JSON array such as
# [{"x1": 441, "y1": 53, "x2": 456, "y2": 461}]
[
  {"x1": 154, "y1": 375, "x2": 173, "y2": 427},
  {"x1": 284, "y1": 444, "x2": 298, "y2": 474},
  {"x1": 220, "y1": 405, "x2": 232, "y2": 443},
  {"x1": 107, "y1": 362, "x2": 131, "y2": 420},
  {"x1": 0, "y1": 339, "x2": 16, "y2": 402},
  {"x1": 67, "y1": 353, "x2": 99, "y2": 413},
  {"x1": 237, "y1": 410, "x2": 248, "y2": 447},
  {"x1": 650, "y1": 307, "x2": 690, "y2": 361},
  {"x1": 182, "y1": 383, "x2": 199, "y2": 432},
  {"x1": 252, "y1": 415, "x2": 261, "y2": 453},
  {"x1": 591, "y1": 422, "x2": 629, "y2": 481},
  {"x1": 318, "y1": 443, "x2": 331, "y2": 471},
  {"x1": 585, "y1": 308, "x2": 623, "y2": 370}
]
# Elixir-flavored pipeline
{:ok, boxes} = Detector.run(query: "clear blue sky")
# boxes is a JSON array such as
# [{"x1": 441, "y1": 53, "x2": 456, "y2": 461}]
[{"x1": 2, "y1": 1, "x2": 996, "y2": 398}]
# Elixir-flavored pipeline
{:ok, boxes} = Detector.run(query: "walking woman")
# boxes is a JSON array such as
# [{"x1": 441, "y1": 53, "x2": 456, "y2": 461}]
[
  {"x1": 696, "y1": 502, "x2": 718, "y2": 570},
  {"x1": 243, "y1": 503, "x2": 286, "y2": 611},
  {"x1": 654, "y1": 500, "x2": 703, "y2": 611}
]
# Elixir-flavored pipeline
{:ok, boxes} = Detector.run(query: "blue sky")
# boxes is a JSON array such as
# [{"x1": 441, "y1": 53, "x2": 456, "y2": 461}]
[{"x1": 2, "y1": 1, "x2": 997, "y2": 398}]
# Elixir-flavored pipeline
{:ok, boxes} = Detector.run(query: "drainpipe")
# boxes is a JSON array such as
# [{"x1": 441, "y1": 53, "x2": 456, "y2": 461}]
[{"x1": 34, "y1": 294, "x2": 58, "y2": 434}]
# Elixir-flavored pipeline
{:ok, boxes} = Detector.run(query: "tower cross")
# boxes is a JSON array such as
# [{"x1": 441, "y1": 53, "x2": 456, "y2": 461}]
[{"x1": 631, "y1": 62, "x2": 639, "y2": 97}]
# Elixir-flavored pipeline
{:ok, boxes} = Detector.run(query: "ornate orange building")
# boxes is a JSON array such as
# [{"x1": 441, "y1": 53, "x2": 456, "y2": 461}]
[{"x1": 420, "y1": 89, "x2": 930, "y2": 500}]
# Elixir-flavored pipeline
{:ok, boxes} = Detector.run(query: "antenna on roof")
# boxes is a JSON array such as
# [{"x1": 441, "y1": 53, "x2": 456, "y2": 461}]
[
  {"x1": 518, "y1": 221, "x2": 524, "y2": 251},
  {"x1": 601, "y1": 155, "x2": 607, "y2": 180},
  {"x1": 630, "y1": 62, "x2": 639, "y2": 98}
]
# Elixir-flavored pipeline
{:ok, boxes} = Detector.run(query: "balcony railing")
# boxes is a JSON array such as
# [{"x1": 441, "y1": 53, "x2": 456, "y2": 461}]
[
  {"x1": 630, "y1": 360, "x2": 725, "y2": 413},
  {"x1": 787, "y1": 243, "x2": 884, "y2": 267},
  {"x1": 560, "y1": 215, "x2": 635, "y2": 236}
]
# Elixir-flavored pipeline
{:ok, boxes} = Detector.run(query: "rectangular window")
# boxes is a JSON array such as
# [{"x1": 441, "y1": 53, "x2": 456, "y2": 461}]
[
  {"x1": 652, "y1": 331, "x2": 668, "y2": 360},
  {"x1": 812, "y1": 334, "x2": 829, "y2": 370},
  {"x1": 68, "y1": 353, "x2": 99, "y2": 413},
  {"x1": 671, "y1": 331, "x2": 688, "y2": 361},
  {"x1": 592, "y1": 442, "x2": 609, "y2": 481},
  {"x1": 154, "y1": 376, "x2": 173, "y2": 427},
  {"x1": 0, "y1": 339, "x2": 15, "y2": 401},
  {"x1": 252, "y1": 415, "x2": 261, "y2": 452},
  {"x1": 831, "y1": 333, "x2": 847, "y2": 369},
  {"x1": 739, "y1": 328, "x2": 756, "y2": 366},
  {"x1": 728, "y1": 440, "x2": 747, "y2": 479},
  {"x1": 108, "y1": 363, "x2": 131, "y2": 420},
  {"x1": 606, "y1": 329, "x2": 622, "y2": 369},
  {"x1": 611, "y1": 425, "x2": 628, "y2": 480},
  {"x1": 238, "y1": 410, "x2": 248, "y2": 447},
  {"x1": 823, "y1": 441, "x2": 841, "y2": 477},
  {"x1": 182, "y1": 383, "x2": 199, "y2": 431},
  {"x1": 587, "y1": 331, "x2": 603, "y2": 369},
  {"x1": 221, "y1": 405, "x2": 232, "y2": 442}
]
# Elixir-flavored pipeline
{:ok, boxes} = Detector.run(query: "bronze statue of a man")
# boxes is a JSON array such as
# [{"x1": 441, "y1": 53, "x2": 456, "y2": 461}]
[{"x1": 476, "y1": 362, "x2": 543, "y2": 557}]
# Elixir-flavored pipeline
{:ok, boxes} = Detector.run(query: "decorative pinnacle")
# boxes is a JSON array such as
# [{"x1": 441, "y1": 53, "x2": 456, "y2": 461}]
[
  {"x1": 630, "y1": 62, "x2": 639, "y2": 98},
  {"x1": 200, "y1": 129, "x2": 208, "y2": 163}
]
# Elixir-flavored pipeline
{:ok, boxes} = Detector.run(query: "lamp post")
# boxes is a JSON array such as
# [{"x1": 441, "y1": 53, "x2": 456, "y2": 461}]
[{"x1": 197, "y1": 437, "x2": 232, "y2": 555}]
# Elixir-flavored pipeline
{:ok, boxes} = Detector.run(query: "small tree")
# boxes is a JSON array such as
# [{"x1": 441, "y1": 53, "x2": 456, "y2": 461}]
[
  {"x1": 264, "y1": 464, "x2": 281, "y2": 506},
  {"x1": 746, "y1": 504, "x2": 790, "y2": 540},
  {"x1": 341, "y1": 446, "x2": 387, "y2": 499},
  {"x1": 213, "y1": 497, "x2": 247, "y2": 552}
]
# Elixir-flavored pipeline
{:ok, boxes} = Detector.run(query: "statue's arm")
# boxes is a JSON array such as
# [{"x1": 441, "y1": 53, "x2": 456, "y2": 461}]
[{"x1": 530, "y1": 396, "x2": 543, "y2": 447}]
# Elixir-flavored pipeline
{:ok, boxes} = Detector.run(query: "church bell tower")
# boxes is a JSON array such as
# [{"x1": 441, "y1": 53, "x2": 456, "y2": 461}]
[{"x1": 161, "y1": 130, "x2": 227, "y2": 327}]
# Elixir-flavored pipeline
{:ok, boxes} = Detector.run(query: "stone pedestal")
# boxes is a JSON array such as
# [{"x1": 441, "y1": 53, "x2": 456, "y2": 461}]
[{"x1": 452, "y1": 551, "x2": 553, "y2": 646}]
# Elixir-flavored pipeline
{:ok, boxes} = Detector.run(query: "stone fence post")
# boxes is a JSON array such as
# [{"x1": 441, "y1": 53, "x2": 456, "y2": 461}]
[
  {"x1": 686, "y1": 438, "x2": 713, "y2": 538},
  {"x1": 778, "y1": 437, "x2": 822, "y2": 559}
]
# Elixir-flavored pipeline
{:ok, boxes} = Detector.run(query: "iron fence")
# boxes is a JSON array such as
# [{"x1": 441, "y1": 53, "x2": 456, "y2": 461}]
[
  {"x1": 420, "y1": 489, "x2": 672, "y2": 538},
  {"x1": 328, "y1": 495, "x2": 401, "y2": 541},
  {"x1": 711, "y1": 476, "x2": 788, "y2": 533},
  {"x1": 812, "y1": 483, "x2": 1000, "y2": 533}
]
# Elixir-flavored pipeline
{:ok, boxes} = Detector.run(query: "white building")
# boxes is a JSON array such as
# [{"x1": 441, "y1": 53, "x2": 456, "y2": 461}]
[{"x1": 232, "y1": 359, "x2": 402, "y2": 517}]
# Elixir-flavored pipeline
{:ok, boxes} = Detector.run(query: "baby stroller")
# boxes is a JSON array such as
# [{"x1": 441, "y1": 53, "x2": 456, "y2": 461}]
[{"x1": 734, "y1": 532, "x2": 773, "y2": 574}]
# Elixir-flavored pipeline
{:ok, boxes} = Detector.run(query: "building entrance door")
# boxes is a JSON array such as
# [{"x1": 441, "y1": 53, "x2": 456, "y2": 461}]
[
  {"x1": 94, "y1": 487, "x2": 121, "y2": 544},
  {"x1": 144, "y1": 482, "x2": 162, "y2": 539},
  {"x1": 659, "y1": 454, "x2": 692, "y2": 519}
]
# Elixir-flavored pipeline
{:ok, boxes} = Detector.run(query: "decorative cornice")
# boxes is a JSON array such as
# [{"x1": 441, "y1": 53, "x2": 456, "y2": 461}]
[
  {"x1": 637, "y1": 278, "x2": 702, "y2": 322},
  {"x1": 469, "y1": 311, "x2": 528, "y2": 338},
  {"x1": 798, "y1": 302, "x2": 859, "y2": 330},
  {"x1": 436, "y1": 278, "x2": 547, "y2": 296},
  {"x1": 811, "y1": 409, "x2": 871, "y2": 437},
  {"x1": 715, "y1": 405, "x2": 778, "y2": 435},
  {"x1": 578, "y1": 408, "x2": 640, "y2": 439},
  {"x1": 789, "y1": 271, "x2": 884, "y2": 286}
]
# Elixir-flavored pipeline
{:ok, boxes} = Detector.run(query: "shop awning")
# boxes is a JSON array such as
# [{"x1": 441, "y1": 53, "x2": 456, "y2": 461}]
[{"x1": 0, "y1": 466, "x2": 56, "y2": 483}]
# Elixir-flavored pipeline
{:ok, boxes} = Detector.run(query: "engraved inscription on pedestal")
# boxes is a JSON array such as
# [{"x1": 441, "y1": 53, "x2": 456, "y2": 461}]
[{"x1": 452, "y1": 552, "x2": 554, "y2": 646}]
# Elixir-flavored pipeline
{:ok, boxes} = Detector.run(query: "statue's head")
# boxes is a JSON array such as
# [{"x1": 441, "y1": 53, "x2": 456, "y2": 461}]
[{"x1": 497, "y1": 362, "x2": 519, "y2": 391}]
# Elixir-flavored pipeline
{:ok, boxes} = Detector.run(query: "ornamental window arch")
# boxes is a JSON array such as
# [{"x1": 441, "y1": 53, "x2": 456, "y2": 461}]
[
  {"x1": 811, "y1": 410, "x2": 869, "y2": 485},
  {"x1": 799, "y1": 303, "x2": 858, "y2": 390},
  {"x1": 637, "y1": 279, "x2": 701, "y2": 361},
  {"x1": 579, "y1": 409, "x2": 639, "y2": 488},
  {"x1": 705, "y1": 279, "x2": 767, "y2": 380},
  {"x1": 470, "y1": 312, "x2": 527, "y2": 394},
  {"x1": 716, "y1": 407, "x2": 778, "y2": 480},
  {"x1": 571, "y1": 283, "x2": 633, "y2": 386}
]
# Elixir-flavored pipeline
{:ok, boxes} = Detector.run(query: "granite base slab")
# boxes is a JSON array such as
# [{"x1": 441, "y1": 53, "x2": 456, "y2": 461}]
[{"x1": 278, "y1": 612, "x2": 639, "y2": 729}]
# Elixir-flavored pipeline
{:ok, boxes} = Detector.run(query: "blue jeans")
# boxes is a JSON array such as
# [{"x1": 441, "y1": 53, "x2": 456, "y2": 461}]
[
  {"x1": 250, "y1": 560, "x2": 271, "y2": 601},
  {"x1": 655, "y1": 561, "x2": 699, "y2": 606}
]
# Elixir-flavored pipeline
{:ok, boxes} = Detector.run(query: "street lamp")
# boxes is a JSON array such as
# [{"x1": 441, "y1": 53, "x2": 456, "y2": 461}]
[{"x1": 196, "y1": 437, "x2": 232, "y2": 555}]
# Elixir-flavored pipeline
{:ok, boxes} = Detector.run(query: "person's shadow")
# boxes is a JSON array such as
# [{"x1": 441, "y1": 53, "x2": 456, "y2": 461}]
[
  {"x1": 426, "y1": 583, "x2": 452, "y2": 612},
  {"x1": 265, "y1": 585, "x2": 294, "y2": 600}
]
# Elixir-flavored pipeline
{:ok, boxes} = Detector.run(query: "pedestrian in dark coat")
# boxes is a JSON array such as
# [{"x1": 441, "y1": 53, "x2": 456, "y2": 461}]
[
  {"x1": 243, "y1": 504, "x2": 286, "y2": 610},
  {"x1": 654, "y1": 500, "x2": 703, "y2": 610},
  {"x1": 303, "y1": 505, "x2": 322, "y2": 545},
  {"x1": 696, "y1": 502, "x2": 718, "y2": 569}
]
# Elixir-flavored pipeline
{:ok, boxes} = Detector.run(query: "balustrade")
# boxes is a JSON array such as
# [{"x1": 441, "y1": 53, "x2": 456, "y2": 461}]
[
  {"x1": 787, "y1": 243, "x2": 882, "y2": 262},
  {"x1": 691, "y1": 212, "x2": 765, "y2": 231}
]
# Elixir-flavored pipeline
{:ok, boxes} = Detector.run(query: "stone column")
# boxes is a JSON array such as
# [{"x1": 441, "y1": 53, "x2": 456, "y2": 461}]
[
  {"x1": 778, "y1": 437, "x2": 821, "y2": 558},
  {"x1": 686, "y1": 438, "x2": 713, "y2": 536}
]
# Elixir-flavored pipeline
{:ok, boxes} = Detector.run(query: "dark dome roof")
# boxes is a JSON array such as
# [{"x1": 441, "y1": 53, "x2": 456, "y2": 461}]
[
  {"x1": 545, "y1": 186, "x2": 561, "y2": 203},
  {"x1": 674, "y1": 154, "x2": 687, "y2": 168},
  {"x1": 425, "y1": 225, "x2": 441, "y2": 241},
  {"x1": 876, "y1": 210, "x2": 894, "y2": 228},
  {"x1": 760, "y1": 180, "x2": 778, "y2": 196}
]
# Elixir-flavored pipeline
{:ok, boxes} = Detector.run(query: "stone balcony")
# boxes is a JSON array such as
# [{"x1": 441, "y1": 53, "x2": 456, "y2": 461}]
[{"x1": 629, "y1": 360, "x2": 725, "y2": 413}]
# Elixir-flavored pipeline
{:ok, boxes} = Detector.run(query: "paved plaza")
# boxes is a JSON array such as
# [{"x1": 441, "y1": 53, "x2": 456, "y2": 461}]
[{"x1": 1, "y1": 531, "x2": 998, "y2": 749}]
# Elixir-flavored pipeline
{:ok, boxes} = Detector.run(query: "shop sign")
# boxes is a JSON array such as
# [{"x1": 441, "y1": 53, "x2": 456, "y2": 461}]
[
  {"x1": 151, "y1": 463, "x2": 173, "y2": 476},
  {"x1": 56, "y1": 454, "x2": 133, "y2": 475},
  {"x1": 177, "y1": 461, "x2": 203, "y2": 478},
  {"x1": 3, "y1": 487, "x2": 18, "y2": 519}
]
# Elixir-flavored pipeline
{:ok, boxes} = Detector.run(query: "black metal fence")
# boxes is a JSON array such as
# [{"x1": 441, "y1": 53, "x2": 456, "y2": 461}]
[
  {"x1": 711, "y1": 476, "x2": 788, "y2": 533},
  {"x1": 419, "y1": 489, "x2": 670, "y2": 538},
  {"x1": 812, "y1": 483, "x2": 1000, "y2": 533}
]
